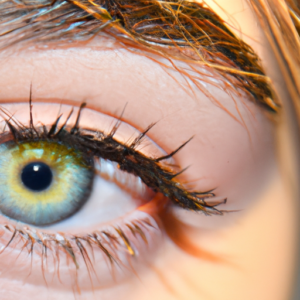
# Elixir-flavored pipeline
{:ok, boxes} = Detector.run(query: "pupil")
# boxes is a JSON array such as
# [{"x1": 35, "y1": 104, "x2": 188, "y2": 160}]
[{"x1": 21, "y1": 162, "x2": 53, "y2": 192}]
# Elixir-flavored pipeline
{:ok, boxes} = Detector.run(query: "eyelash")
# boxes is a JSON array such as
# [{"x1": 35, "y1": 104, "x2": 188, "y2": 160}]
[
  {"x1": 0, "y1": 100, "x2": 226, "y2": 287},
  {"x1": 2, "y1": 102, "x2": 226, "y2": 214},
  {"x1": 0, "y1": 216, "x2": 155, "y2": 273}
]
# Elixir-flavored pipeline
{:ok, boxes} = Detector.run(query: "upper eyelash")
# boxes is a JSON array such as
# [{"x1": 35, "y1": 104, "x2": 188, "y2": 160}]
[{"x1": 0, "y1": 101, "x2": 226, "y2": 215}]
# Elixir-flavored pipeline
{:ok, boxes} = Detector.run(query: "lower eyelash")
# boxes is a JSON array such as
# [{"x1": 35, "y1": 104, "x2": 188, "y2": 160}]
[{"x1": 0, "y1": 214, "x2": 159, "y2": 290}]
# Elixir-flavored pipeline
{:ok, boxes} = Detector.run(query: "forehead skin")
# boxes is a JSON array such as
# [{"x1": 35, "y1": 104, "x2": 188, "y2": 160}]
[{"x1": 0, "y1": 0, "x2": 297, "y2": 300}]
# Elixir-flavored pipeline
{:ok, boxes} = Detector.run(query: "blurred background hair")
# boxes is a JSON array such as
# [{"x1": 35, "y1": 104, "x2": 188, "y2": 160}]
[{"x1": 249, "y1": 1, "x2": 300, "y2": 299}]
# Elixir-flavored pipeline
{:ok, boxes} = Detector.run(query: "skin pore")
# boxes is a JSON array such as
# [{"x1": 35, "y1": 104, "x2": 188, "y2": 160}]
[{"x1": 0, "y1": 0, "x2": 297, "y2": 299}]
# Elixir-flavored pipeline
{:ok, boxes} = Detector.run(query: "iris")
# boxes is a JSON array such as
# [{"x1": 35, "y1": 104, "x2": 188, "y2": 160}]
[{"x1": 0, "y1": 140, "x2": 94, "y2": 226}]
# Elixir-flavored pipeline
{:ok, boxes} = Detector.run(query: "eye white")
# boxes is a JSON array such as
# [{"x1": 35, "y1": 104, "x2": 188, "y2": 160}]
[{"x1": 44, "y1": 158, "x2": 154, "y2": 232}]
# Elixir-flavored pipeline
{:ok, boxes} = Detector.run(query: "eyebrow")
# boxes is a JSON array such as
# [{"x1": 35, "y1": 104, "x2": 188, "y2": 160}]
[{"x1": 0, "y1": 0, "x2": 278, "y2": 112}]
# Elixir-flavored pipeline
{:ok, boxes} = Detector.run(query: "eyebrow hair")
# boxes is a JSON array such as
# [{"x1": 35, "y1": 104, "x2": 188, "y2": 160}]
[{"x1": 0, "y1": 0, "x2": 278, "y2": 112}]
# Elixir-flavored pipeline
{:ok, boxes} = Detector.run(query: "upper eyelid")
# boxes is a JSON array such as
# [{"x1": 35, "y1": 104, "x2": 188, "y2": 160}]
[
  {"x1": 0, "y1": 101, "x2": 225, "y2": 214},
  {"x1": 0, "y1": 0, "x2": 277, "y2": 113}
]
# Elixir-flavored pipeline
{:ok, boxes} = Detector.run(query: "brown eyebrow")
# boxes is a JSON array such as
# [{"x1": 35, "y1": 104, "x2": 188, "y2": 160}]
[{"x1": 0, "y1": 0, "x2": 278, "y2": 112}]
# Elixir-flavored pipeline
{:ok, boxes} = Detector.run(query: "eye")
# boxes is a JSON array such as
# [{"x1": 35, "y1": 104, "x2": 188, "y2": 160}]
[
  {"x1": 0, "y1": 101, "x2": 225, "y2": 289},
  {"x1": 0, "y1": 102, "x2": 161, "y2": 288},
  {"x1": 0, "y1": 103, "x2": 160, "y2": 227}
]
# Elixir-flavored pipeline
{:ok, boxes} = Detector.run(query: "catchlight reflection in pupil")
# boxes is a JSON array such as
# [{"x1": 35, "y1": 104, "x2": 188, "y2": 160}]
[{"x1": 0, "y1": 140, "x2": 94, "y2": 226}]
